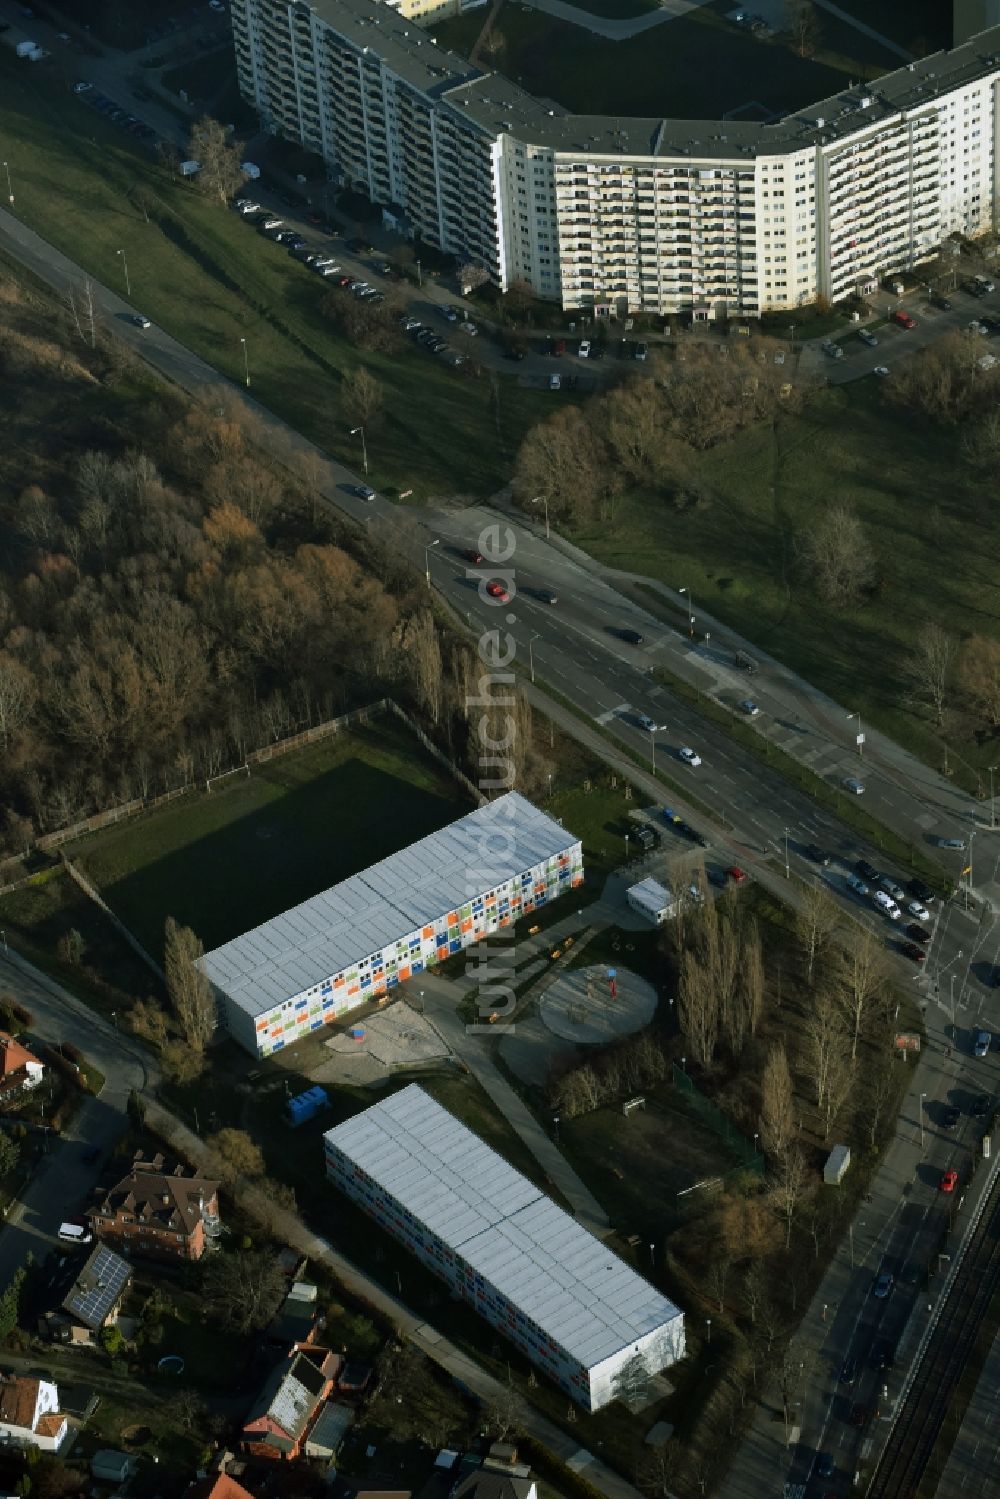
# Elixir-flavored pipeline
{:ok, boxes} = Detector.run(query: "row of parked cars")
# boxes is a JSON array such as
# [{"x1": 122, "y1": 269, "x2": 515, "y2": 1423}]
[
  {"x1": 73, "y1": 83, "x2": 157, "y2": 142},
  {"x1": 401, "y1": 315, "x2": 466, "y2": 369},
  {"x1": 846, "y1": 860, "x2": 936, "y2": 961}
]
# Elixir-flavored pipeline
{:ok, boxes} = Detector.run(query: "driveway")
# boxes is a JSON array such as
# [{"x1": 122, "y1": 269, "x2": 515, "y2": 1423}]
[{"x1": 0, "y1": 947, "x2": 155, "y2": 1287}]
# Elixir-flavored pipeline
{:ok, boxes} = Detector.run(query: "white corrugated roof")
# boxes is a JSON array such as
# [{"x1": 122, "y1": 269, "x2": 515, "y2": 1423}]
[
  {"x1": 325, "y1": 1085, "x2": 682, "y2": 1371},
  {"x1": 199, "y1": 792, "x2": 577, "y2": 1019},
  {"x1": 628, "y1": 878, "x2": 671, "y2": 905}
]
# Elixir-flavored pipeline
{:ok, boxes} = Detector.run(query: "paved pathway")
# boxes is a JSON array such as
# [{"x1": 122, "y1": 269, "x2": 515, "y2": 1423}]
[
  {"x1": 518, "y1": 0, "x2": 707, "y2": 42},
  {"x1": 813, "y1": 0, "x2": 915, "y2": 63}
]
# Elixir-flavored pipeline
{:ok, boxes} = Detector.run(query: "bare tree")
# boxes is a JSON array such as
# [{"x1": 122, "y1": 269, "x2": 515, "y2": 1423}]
[
  {"x1": 164, "y1": 916, "x2": 216, "y2": 1054},
  {"x1": 759, "y1": 1043, "x2": 795, "y2": 1159},
  {"x1": 822, "y1": 1043, "x2": 854, "y2": 1139},
  {"x1": 515, "y1": 408, "x2": 605, "y2": 525},
  {"x1": 835, "y1": 924, "x2": 888, "y2": 1059},
  {"x1": 677, "y1": 949, "x2": 719, "y2": 1069},
  {"x1": 958, "y1": 634, "x2": 1000, "y2": 729},
  {"x1": 707, "y1": 1257, "x2": 731, "y2": 1314},
  {"x1": 742, "y1": 918, "x2": 765, "y2": 1039},
  {"x1": 203, "y1": 1248, "x2": 286, "y2": 1332},
  {"x1": 340, "y1": 366, "x2": 384, "y2": 429},
  {"x1": 741, "y1": 1262, "x2": 766, "y2": 1326},
  {"x1": 206, "y1": 1127, "x2": 265, "y2": 1184},
  {"x1": 785, "y1": 0, "x2": 820, "y2": 56},
  {"x1": 798, "y1": 504, "x2": 874, "y2": 607},
  {"x1": 796, "y1": 881, "x2": 839, "y2": 983},
  {"x1": 907, "y1": 621, "x2": 956, "y2": 726},
  {"x1": 773, "y1": 1139, "x2": 809, "y2": 1247},
  {"x1": 806, "y1": 991, "x2": 846, "y2": 1116},
  {"x1": 861, "y1": 1054, "x2": 897, "y2": 1149},
  {"x1": 188, "y1": 116, "x2": 247, "y2": 203},
  {"x1": 0, "y1": 655, "x2": 35, "y2": 749},
  {"x1": 407, "y1": 610, "x2": 443, "y2": 724},
  {"x1": 457, "y1": 262, "x2": 490, "y2": 293}
]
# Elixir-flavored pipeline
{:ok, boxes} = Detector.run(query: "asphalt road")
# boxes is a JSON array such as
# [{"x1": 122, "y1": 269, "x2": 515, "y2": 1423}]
[{"x1": 0, "y1": 948, "x2": 154, "y2": 1287}]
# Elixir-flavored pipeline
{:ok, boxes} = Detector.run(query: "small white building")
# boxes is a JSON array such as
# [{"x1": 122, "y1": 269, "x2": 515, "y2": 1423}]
[
  {"x1": 626, "y1": 878, "x2": 675, "y2": 926},
  {"x1": 0, "y1": 1372, "x2": 66, "y2": 1451},
  {"x1": 325, "y1": 1085, "x2": 685, "y2": 1411}
]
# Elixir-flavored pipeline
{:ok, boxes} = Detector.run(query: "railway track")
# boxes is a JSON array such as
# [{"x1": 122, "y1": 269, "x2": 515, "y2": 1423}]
[{"x1": 866, "y1": 1167, "x2": 1000, "y2": 1498}]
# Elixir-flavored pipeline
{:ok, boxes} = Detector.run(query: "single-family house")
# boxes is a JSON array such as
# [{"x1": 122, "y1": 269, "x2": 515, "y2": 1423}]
[
  {"x1": 91, "y1": 1451, "x2": 137, "y2": 1484},
  {"x1": 0, "y1": 1373, "x2": 67, "y2": 1451},
  {"x1": 0, "y1": 1033, "x2": 44, "y2": 1105},
  {"x1": 90, "y1": 1151, "x2": 221, "y2": 1262},
  {"x1": 41, "y1": 1243, "x2": 132, "y2": 1346},
  {"x1": 242, "y1": 1343, "x2": 341, "y2": 1461},
  {"x1": 453, "y1": 1475, "x2": 537, "y2": 1499},
  {"x1": 186, "y1": 1469, "x2": 256, "y2": 1499}
]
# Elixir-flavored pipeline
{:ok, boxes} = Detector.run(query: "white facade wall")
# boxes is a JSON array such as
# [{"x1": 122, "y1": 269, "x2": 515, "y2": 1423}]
[
  {"x1": 232, "y1": 840, "x2": 583, "y2": 1057},
  {"x1": 231, "y1": 1, "x2": 1000, "y2": 316}
]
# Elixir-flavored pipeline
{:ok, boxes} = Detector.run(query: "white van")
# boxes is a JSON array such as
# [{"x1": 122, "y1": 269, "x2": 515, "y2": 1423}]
[
  {"x1": 57, "y1": 1221, "x2": 92, "y2": 1245},
  {"x1": 873, "y1": 890, "x2": 901, "y2": 921}
]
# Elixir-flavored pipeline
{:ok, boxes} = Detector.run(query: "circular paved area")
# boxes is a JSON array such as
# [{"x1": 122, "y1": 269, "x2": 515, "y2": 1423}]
[{"x1": 540, "y1": 963, "x2": 656, "y2": 1044}]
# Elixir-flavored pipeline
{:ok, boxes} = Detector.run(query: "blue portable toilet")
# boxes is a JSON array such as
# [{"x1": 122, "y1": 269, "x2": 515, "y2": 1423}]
[{"x1": 285, "y1": 1085, "x2": 330, "y2": 1127}]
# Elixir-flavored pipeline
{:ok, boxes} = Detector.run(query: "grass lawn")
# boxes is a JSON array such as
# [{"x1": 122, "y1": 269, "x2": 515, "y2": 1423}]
[
  {"x1": 570, "y1": 381, "x2": 1000, "y2": 793},
  {"x1": 66, "y1": 717, "x2": 473, "y2": 957},
  {"x1": 559, "y1": 0, "x2": 658, "y2": 15},
  {"x1": 0, "y1": 50, "x2": 552, "y2": 500},
  {"x1": 436, "y1": 0, "x2": 895, "y2": 120},
  {"x1": 830, "y1": 0, "x2": 951, "y2": 53}
]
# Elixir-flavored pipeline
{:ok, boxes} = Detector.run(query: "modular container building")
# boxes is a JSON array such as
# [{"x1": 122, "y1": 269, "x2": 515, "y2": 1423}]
[
  {"x1": 199, "y1": 792, "x2": 583, "y2": 1058},
  {"x1": 324, "y1": 1085, "x2": 685, "y2": 1411}
]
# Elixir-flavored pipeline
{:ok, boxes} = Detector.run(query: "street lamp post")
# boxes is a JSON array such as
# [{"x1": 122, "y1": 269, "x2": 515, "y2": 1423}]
[
  {"x1": 678, "y1": 585, "x2": 695, "y2": 637},
  {"x1": 989, "y1": 764, "x2": 997, "y2": 830},
  {"x1": 650, "y1": 727, "x2": 658, "y2": 771},
  {"x1": 240, "y1": 336, "x2": 250, "y2": 388},
  {"x1": 706, "y1": 1318, "x2": 711, "y2": 1345},
  {"x1": 2, "y1": 161, "x2": 12, "y2": 207},
  {"x1": 117, "y1": 247, "x2": 131, "y2": 299},
  {"x1": 919, "y1": 1091, "x2": 926, "y2": 1150},
  {"x1": 424, "y1": 537, "x2": 440, "y2": 586},
  {"x1": 783, "y1": 826, "x2": 790, "y2": 880},
  {"x1": 531, "y1": 494, "x2": 550, "y2": 539},
  {"x1": 553, "y1": 1114, "x2": 560, "y2": 1143},
  {"x1": 529, "y1": 632, "x2": 541, "y2": 684},
  {"x1": 350, "y1": 425, "x2": 368, "y2": 476},
  {"x1": 848, "y1": 710, "x2": 864, "y2": 758},
  {"x1": 624, "y1": 831, "x2": 630, "y2": 862}
]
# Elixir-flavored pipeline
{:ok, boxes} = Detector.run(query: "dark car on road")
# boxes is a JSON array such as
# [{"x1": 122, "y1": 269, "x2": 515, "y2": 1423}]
[
  {"x1": 907, "y1": 877, "x2": 935, "y2": 902},
  {"x1": 839, "y1": 1358, "x2": 857, "y2": 1385},
  {"x1": 873, "y1": 1270, "x2": 894, "y2": 1299},
  {"x1": 610, "y1": 627, "x2": 644, "y2": 645},
  {"x1": 871, "y1": 1341, "x2": 896, "y2": 1371},
  {"x1": 857, "y1": 859, "x2": 880, "y2": 882},
  {"x1": 901, "y1": 942, "x2": 926, "y2": 964},
  {"x1": 813, "y1": 1453, "x2": 834, "y2": 1479},
  {"x1": 805, "y1": 843, "x2": 830, "y2": 865},
  {"x1": 932, "y1": 295, "x2": 953, "y2": 311},
  {"x1": 849, "y1": 1403, "x2": 873, "y2": 1427},
  {"x1": 971, "y1": 1095, "x2": 992, "y2": 1119},
  {"x1": 942, "y1": 1104, "x2": 960, "y2": 1130},
  {"x1": 906, "y1": 922, "x2": 931, "y2": 943}
]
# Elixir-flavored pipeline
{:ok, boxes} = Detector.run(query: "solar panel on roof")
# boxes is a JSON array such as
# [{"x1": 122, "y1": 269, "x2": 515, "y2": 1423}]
[{"x1": 63, "y1": 1245, "x2": 131, "y2": 1331}]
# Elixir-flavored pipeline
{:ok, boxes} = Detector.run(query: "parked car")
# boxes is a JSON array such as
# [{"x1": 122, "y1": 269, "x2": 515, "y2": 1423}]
[
  {"x1": 905, "y1": 922, "x2": 931, "y2": 943},
  {"x1": 459, "y1": 321, "x2": 478, "y2": 336},
  {"x1": 858, "y1": 328, "x2": 878, "y2": 346},
  {"x1": 813, "y1": 1453, "x2": 834, "y2": 1480},
  {"x1": 839, "y1": 1358, "x2": 857, "y2": 1385},
  {"x1": 847, "y1": 874, "x2": 869, "y2": 897},
  {"x1": 441, "y1": 306, "x2": 459, "y2": 322},
  {"x1": 940, "y1": 1169, "x2": 959, "y2": 1193},
  {"x1": 635, "y1": 342, "x2": 648, "y2": 361},
  {"x1": 857, "y1": 859, "x2": 880, "y2": 882},
  {"x1": 578, "y1": 339, "x2": 591, "y2": 358},
  {"x1": 635, "y1": 825, "x2": 657, "y2": 851},
  {"x1": 932, "y1": 296, "x2": 952, "y2": 311},
  {"x1": 879, "y1": 875, "x2": 905, "y2": 900},
  {"x1": 907, "y1": 899, "x2": 929, "y2": 921},
  {"x1": 874, "y1": 890, "x2": 901, "y2": 920},
  {"x1": 892, "y1": 310, "x2": 917, "y2": 329},
  {"x1": 907, "y1": 877, "x2": 934, "y2": 902},
  {"x1": 901, "y1": 942, "x2": 926, "y2": 964},
  {"x1": 974, "y1": 1030, "x2": 992, "y2": 1057}
]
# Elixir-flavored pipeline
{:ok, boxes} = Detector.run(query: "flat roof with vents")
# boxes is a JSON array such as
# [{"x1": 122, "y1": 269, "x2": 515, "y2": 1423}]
[
  {"x1": 325, "y1": 1084, "x2": 682, "y2": 1371},
  {"x1": 199, "y1": 793, "x2": 578, "y2": 1020}
]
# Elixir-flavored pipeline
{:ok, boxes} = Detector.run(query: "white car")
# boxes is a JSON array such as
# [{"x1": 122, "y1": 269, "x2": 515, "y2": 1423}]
[
  {"x1": 907, "y1": 900, "x2": 929, "y2": 921},
  {"x1": 578, "y1": 340, "x2": 591, "y2": 358},
  {"x1": 442, "y1": 306, "x2": 459, "y2": 322},
  {"x1": 686, "y1": 883, "x2": 704, "y2": 905},
  {"x1": 73, "y1": 81, "x2": 93, "y2": 94},
  {"x1": 858, "y1": 328, "x2": 878, "y2": 347},
  {"x1": 874, "y1": 890, "x2": 901, "y2": 920},
  {"x1": 133, "y1": 315, "x2": 152, "y2": 329},
  {"x1": 873, "y1": 366, "x2": 890, "y2": 378},
  {"x1": 773, "y1": 352, "x2": 785, "y2": 365},
  {"x1": 355, "y1": 484, "x2": 376, "y2": 502},
  {"x1": 842, "y1": 776, "x2": 865, "y2": 795},
  {"x1": 678, "y1": 747, "x2": 702, "y2": 767},
  {"x1": 549, "y1": 374, "x2": 561, "y2": 390},
  {"x1": 459, "y1": 321, "x2": 478, "y2": 336}
]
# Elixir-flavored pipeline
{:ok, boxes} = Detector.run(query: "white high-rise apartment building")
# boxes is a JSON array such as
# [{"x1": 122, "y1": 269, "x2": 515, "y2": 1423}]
[{"x1": 230, "y1": 0, "x2": 1000, "y2": 316}]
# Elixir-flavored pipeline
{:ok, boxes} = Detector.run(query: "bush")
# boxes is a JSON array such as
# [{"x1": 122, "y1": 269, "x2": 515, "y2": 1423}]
[{"x1": 59, "y1": 1042, "x2": 84, "y2": 1066}]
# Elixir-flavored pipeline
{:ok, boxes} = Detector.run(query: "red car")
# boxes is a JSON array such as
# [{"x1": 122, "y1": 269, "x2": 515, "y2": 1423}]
[
  {"x1": 725, "y1": 866, "x2": 748, "y2": 884},
  {"x1": 940, "y1": 1169, "x2": 959, "y2": 1193},
  {"x1": 308, "y1": 212, "x2": 324, "y2": 224},
  {"x1": 901, "y1": 941, "x2": 926, "y2": 964},
  {"x1": 337, "y1": 275, "x2": 352, "y2": 286},
  {"x1": 892, "y1": 310, "x2": 917, "y2": 330},
  {"x1": 465, "y1": 548, "x2": 485, "y2": 565},
  {"x1": 486, "y1": 581, "x2": 510, "y2": 602}
]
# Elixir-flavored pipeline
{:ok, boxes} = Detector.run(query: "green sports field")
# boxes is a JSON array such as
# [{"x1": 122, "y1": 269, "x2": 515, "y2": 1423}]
[{"x1": 65, "y1": 717, "x2": 473, "y2": 960}]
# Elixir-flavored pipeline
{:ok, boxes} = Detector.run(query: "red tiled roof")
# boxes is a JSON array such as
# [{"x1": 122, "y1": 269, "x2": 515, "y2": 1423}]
[
  {"x1": 187, "y1": 1474, "x2": 255, "y2": 1499},
  {"x1": 35, "y1": 1412, "x2": 66, "y2": 1438},
  {"x1": 0, "y1": 1033, "x2": 42, "y2": 1080},
  {"x1": 0, "y1": 1375, "x2": 39, "y2": 1430}
]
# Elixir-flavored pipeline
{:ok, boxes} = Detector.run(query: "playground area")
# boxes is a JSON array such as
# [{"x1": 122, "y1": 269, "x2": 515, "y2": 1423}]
[
  {"x1": 540, "y1": 962, "x2": 657, "y2": 1044},
  {"x1": 310, "y1": 1000, "x2": 450, "y2": 1087}
]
